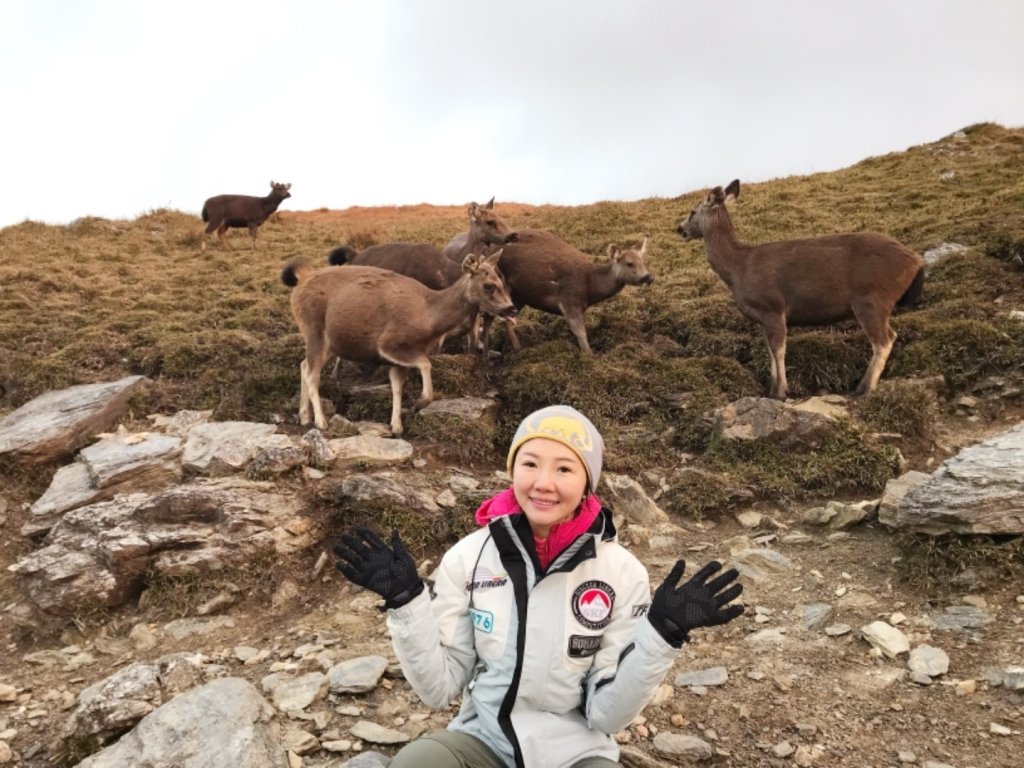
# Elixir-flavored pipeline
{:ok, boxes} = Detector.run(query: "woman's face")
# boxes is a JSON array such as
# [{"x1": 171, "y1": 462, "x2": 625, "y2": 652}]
[{"x1": 511, "y1": 438, "x2": 588, "y2": 538}]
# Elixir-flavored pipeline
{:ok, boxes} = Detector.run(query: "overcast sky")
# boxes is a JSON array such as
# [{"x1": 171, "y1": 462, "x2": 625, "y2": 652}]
[{"x1": 2, "y1": 1, "x2": 1022, "y2": 229}]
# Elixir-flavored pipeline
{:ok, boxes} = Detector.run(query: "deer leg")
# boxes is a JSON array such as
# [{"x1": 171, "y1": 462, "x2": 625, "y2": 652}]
[
  {"x1": 298, "y1": 358, "x2": 313, "y2": 426},
  {"x1": 300, "y1": 335, "x2": 331, "y2": 429},
  {"x1": 249, "y1": 224, "x2": 258, "y2": 251},
  {"x1": 217, "y1": 224, "x2": 231, "y2": 250},
  {"x1": 465, "y1": 309, "x2": 481, "y2": 355},
  {"x1": 561, "y1": 306, "x2": 592, "y2": 355},
  {"x1": 411, "y1": 357, "x2": 434, "y2": 411},
  {"x1": 762, "y1": 318, "x2": 788, "y2": 400},
  {"x1": 479, "y1": 315, "x2": 495, "y2": 355},
  {"x1": 387, "y1": 366, "x2": 410, "y2": 436},
  {"x1": 853, "y1": 308, "x2": 897, "y2": 396},
  {"x1": 505, "y1": 317, "x2": 522, "y2": 350}
]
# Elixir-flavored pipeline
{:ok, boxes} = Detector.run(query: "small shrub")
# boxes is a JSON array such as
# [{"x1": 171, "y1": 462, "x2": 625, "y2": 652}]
[
  {"x1": 858, "y1": 381, "x2": 939, "y2": 439},
  {"x1": 985, "y1": 233, "x2": 1024, "y2": 269}
]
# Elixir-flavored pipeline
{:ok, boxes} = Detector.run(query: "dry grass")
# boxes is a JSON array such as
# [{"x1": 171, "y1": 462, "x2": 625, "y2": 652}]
[{"x1": 2, "y1": 123, "x2": 1024, "y2": 523}]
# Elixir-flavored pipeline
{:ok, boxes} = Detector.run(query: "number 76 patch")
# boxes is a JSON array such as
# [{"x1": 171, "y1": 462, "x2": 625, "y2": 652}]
[{"x1": 470, "y1": 608, "x2": 495, "y2": 633}]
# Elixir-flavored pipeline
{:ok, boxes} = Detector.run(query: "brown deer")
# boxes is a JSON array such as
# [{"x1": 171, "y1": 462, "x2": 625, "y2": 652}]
[
  {"x1": 280, "y1": 253, "x2": 516, "y2": 435},
  {"x1": 676, "y1": 179, "x2": 926, "y2": 400},
  {"x1": 442, "y1": 197, "x2": 520, "y2": 260},
  {"x1": 480, "y1": 231, "x2": 654, "y2": 354},
  {"x1": 201, "y1": 181, "x2": 291, "y2": 251},
  {"x1": 325, "y1": 201, "x2": 517, "y2": 353}
]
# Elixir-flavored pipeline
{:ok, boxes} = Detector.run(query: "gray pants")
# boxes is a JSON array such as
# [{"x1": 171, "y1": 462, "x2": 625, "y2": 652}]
[{"x1": 388, "y1": 730, "x2": 622, "y2": 768}]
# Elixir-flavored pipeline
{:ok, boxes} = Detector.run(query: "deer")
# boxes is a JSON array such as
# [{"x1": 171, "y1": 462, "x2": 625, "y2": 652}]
[
  {"x1": 280, "y1": 253, "x2": 516, "y2": 436},
  {"x1": 325, "y1": 201, "x2": 518, "y2": 352},
  {"x1": 201, "y1": 181, "x2": 291, "y2": 251},
  {"x1": 676, "y1": 179, "x2": 926, "y2": 400},
  {"x1": 479, "y1": 231, "x2": 654, "y2": 355},
  {"x1": 441, "y1": 197, "x2": 520, "y2": 261}
]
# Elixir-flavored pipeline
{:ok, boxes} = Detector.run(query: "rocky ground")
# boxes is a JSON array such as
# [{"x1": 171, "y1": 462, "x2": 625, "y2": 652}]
[{"x1": 1, "y1": 398, "x2": 1022, "y2": 768}]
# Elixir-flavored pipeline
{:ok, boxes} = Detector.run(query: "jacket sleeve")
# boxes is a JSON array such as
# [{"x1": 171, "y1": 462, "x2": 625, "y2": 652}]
[
  {"x1": 385, "y1": 546, "x2": 478, "y2": 709},
  {"x1": 581, "y1": 559, "x2": 678, "y2": 733}
]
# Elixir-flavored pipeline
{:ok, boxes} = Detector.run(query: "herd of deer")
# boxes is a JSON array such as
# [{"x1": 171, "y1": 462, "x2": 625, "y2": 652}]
[{"x1": 201, "y1": 181, "x2": 926, "y2": 436}]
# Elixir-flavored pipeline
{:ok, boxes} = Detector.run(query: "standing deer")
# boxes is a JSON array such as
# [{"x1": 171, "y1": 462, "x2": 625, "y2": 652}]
[
  {"x1": 280, "y1": 253, "x2": 516, "y2": 435},
  {"x1": 480, "y1": 231, "x2": 654, "y2": 354},
  {"x1": 201, "y1": 181, "x2": 292, "y2": 251},
  {"x1": 676, "y1": 179, "x2": 925, "y2": 399},
  {"x1": 441, "y1": 197, "x2": 520, "y2": 260}
]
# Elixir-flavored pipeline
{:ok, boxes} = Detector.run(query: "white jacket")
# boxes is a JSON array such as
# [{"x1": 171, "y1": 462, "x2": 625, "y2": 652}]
[{"x1": 386, "y1": 508, "x2": 678, "y2": 768}]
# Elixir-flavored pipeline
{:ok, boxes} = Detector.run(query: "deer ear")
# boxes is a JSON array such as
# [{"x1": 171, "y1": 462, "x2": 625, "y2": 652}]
[
  {"x1": 710, "y1": 186, "x2": 726, "y2": 205},
  {"x1": 485, "y1": 249, "x2": 502, "y2": 266},
  {"x1": 462, "y1": 253, "x2": 482, "y2": 273},
  {"x1": 607, "y1": 244, "x2": 622, "y2": 261},
  {"x1": 285, "y1": 183, "x2": 292, "y2": 190},
  {"x1": 724, "y1": 179, "x2": 739, "y2": 202},
  {"x1": 485, "y1": 197, "x2": 495, "y2": 209},
  {"x1": 638, "y1": 237, "x2": 648, "y2": 256},
  {"x1": 469, "y1": 202, "x2": 480, "y2": 219},
  {"x1": 270, "y1": 181, "x2": 275, "y2": 187}
]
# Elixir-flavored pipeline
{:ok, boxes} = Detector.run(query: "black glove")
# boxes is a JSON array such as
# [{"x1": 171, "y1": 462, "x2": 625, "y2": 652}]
[
  {"x1": 648, "y1": 560, "x2": 744, "y2": 647},
  {"x1": 333, "y1": 527, "x2": 424, "y2": 610}
]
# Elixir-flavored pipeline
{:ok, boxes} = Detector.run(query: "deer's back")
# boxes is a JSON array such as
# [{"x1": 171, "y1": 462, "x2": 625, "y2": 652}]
[
  {"x1": 734, "y1": 232, "x2": 924, "y2": 326},
  {"x1": 348, "y1": 243, "x2": 461, "y2": 290},
  {"x1": 294, "y1": 265, "x2": 439, "y2": 363},
  {"x1": 496, "y1": 229, "x2": 591, "y2": 313}
]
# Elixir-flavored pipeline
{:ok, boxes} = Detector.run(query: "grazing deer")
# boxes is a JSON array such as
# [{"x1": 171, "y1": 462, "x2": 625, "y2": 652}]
[
  {"x1": 280, "y1": 253, "x2": 516, "y2": 435},
  {"x1": 676, "y1": 179, "x2": 925, "y2": 399},
  {"x1": 201, "y1": 181, "x2": 291, "y2": 251},
  {"x1": 480, "y1": 231, "x2": 654, "y2": 354}
]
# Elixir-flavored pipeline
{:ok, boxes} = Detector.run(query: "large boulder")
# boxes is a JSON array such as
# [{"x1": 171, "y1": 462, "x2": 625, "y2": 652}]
[
  {"x1": 73, "y1": 678, "x2": 283, "y2": 768},
  {"x1": 0, "y1": 376, "x2": 149, "y2": 464},
  {"x1": 882, "y1": 423, "x2": 1024, "y2": 535}
]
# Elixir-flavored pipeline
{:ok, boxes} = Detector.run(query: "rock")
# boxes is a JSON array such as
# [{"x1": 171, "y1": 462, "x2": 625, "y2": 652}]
[
  {"x1": 181, "y1": 421, "x2": 280, "y2": 475},
  {"x1": 711, "y1": 397, "x2": 839, "y2": 450},
  {"x1": 328, "y1": 656, "x2": 389, "y2": 694},
  {"x1": 929, "y1": 605, "x2": 994, "y2": 631},
  {"x1": 328, "y1": 435, "x2": 414, "y2": 463},
  {"x1": 674, "y1": 667, "x2": 728, "y2": 687},
  {"x1": 262, "y1": 672, "x2": 329, "y2": 712},
  {"x1": 729, "y1": 548, "x2": 792, "y2": 582},
  {"x1": 0, "y1": 376, "x2": 148, "y2": 464},
  {"x1": 603, "y1": 473, "x2": 670, "y2": 527},
  {"x1": 859, "y1": 621, "x2": 910, "y2": 658},
  {"x1": 418, "y1": 396, "x2": 497, "y2": 421},
  {"x1": 887, "y1": 423, "x2": 1024, "y2": 535},
  {"x1": 61, "y1": 662, "x2": 163, "y2": 748},
  {"x1": 73, "y1": 678, "x2": 281, "y2": 768},
  {"x1": 802, "y1": 500, "x2": 876, "y2": 530},
  {"x1": 651, "y1": 732, "x2": 713, "y2": 761},
  {"x1": 908, "y1": 644, "x2": 950, "y2": 678},
  {"x1": 10, "y1": 478, "x2": 306, "y2": 612},
  {"x1": 349, "y1": 720, "x2": 410, "y2": 745},
  {"x1": 801, "y1": 603, "x2": 833, "y2": 631}
]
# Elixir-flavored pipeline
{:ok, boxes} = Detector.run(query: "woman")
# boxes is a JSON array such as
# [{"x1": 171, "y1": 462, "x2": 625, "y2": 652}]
[{"x1": 334, "y1": 405, "x2": 744, "y2": 768}]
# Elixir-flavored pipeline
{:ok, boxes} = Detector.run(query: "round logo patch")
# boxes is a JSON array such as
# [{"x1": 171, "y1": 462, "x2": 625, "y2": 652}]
[{"x1": 572, "y1": 580, "x2": 615, "y2": 630}]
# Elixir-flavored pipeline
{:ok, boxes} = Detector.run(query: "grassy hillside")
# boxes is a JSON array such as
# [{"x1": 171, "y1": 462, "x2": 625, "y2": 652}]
[{"x1": 1, "y1": 122, "x2": 1022, "y2": 519}]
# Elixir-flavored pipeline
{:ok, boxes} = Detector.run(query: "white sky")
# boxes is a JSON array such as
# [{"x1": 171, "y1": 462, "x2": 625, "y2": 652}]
[{"x1": 2, "y1": 0, "x2": 1022, "y2": 228}]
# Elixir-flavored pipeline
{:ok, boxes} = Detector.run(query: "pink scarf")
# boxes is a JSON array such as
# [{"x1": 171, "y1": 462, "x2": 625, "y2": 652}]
[{"x1": 474, "y1": 488, "x2": 603, "y2": 570}]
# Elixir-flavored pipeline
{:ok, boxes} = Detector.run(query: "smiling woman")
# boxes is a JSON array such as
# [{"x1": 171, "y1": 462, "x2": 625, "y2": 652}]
[{"x1": 333, "y1": 404, "x2": 745, "y2": 768}]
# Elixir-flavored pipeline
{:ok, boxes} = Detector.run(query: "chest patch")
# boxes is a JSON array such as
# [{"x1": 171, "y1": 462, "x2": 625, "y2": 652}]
[
  {"x1": 572, "y1": 580, "x2": 616, "y2": 630},
  {"x1": 567, "y1": 634, "x2": 602, "y2": 658},
  {"x1": 466, "y1": 566, "x2": 508, "y2": 592}
]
